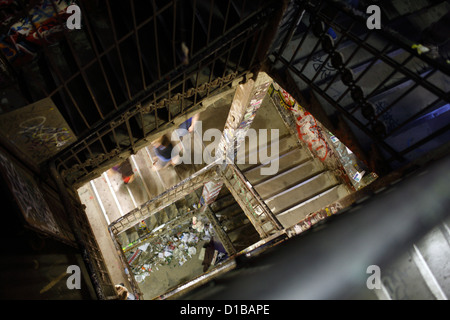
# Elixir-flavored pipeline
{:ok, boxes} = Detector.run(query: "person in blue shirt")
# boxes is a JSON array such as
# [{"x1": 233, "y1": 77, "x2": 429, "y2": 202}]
[{"x1": 151, "y1": 134, "x2": 176, "y2": 170}]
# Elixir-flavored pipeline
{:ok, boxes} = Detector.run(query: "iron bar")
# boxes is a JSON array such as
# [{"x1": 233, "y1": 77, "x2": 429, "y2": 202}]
[
  {"x1": 206, "y1": 52, "x2": 217, "y2": 97},
  {"x1": 46, "y1": 1, "x2": 173, "y2": 100},
  {"x1": 273, "y1": 53, "x2": 404, "y2": 162},
  {"x1": 286, "y1": 10, "x2": 311, "y2": 66},
  {"x1": 397, "y1": 123, "x2": 450, "y2": 158},
  {"x1": 309, "y1": 23, "x2": 351, "y2": 84},
  {"x1": 78, "y1": 0, "x2": 118, "y2": 110},
  {"x1": 321, "y1": 33, "x2": 376, "y2": 93},
  {"x1": 206, "y1": 0, "x2": 214, "y2": 46},
  {"x1": 275, "y1": 5, "x2": 305, "y2": 66},
  {"x1": 124, "y1": 118, "x2": 135, "y2": 152},
  {"x1": 222, "y1": 0, "x2": 231, "y2": 34},
  {"x1": 95, "y1": 132, "x2": 108, "y2": 154},
  {"x1": 361, "y1": 55, "x2": 414, "y2": 102},
  {"x1": 347, "y1": 54, "x2": 415, "y2": 114},
  {"x1": 151, "y1": 0, "x2": 162, "y2": 80},
  {"x1": 172, "y1": 0, "x2": 177, "y2": 69},
  {"x1": 374, "y1": 70, "x2": 438, "y2": 121},
  {"x1": 385, "y1": 98, "x2": 443, "y2": 138},
  {"x1": 130, "y1": 0, "x2": 147, "y2": 92},
  {"x1": 320, "y1": 9, "x2": 449, "y2": 100},
  {"x1": 106, "y1": 0, "x2": 132, "y2": 101},
  {"x1": 248, "y1": 27, "x2": 265, "y2": 69},
  {"x1": 239, "y1": 0, "x2": 247, "y2": 23},
  {"x1": 190, "y1": 0, "x2": 197, "y2": 59},
  {"x1": 49, "y1": 0, "x2": 105, "y2": 121}
]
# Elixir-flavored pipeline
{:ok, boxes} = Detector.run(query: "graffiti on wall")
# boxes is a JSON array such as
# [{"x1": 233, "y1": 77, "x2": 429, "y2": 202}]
[
  {"x1": 0, "y1": 149, "x2": 60, "y2": 235},
  {"x1": 288, "y1": 201, "x2": 344, "y2": 237},
  {"x1": 312, "y1": 54, "x2": 337, "y2": 80},
  {"x1": 0, "y1": 97, "x2": 76, "y2": 163},
  {"x1": 18, "y1": 115, "x2": 72, "y2": 148},
  {"x1": 269, "y1": 82, "x2": 332, "y2": 162},
  {"x1": 0, "y1": 0, "x2": 75, "y2": 67},
  {"x1": 296, "y1": 111, "x2": 329, "y2": 161}
]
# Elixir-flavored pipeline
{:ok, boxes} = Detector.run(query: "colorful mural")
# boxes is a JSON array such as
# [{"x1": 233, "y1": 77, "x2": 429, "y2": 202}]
[
  {"x1": 268, "y1": 82, "x2": 333, "y2": 162},
  {"x1": 0, "y1": 0, "x2": 75, "y2": 67},
  {"x1": 268, "y1": 82, "x2": 377, "y2": 190},
  {"x1": 0, "y1": 96, "x2": 77, "y2": 163}
]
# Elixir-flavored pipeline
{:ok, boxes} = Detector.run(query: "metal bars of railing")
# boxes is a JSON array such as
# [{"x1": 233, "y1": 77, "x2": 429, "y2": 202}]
[
  {"x1": 0, "y1": 0, "x2": 280, "y2": 185},
  {"x1": 268, "y1": 0, "x2": 450, "y2": 171},
  {"x1": 49, "y1": 1, "x2": 280, "y2": 187},
  {"x1": 108, "y1": 160, "x2": 220, "y2": 236},
  {"x1": 57, "y1": 72, "x2": 240, "y2": 187},
  {"x1": 221, "y1": 164, "x2": 284, "y2": 238}
]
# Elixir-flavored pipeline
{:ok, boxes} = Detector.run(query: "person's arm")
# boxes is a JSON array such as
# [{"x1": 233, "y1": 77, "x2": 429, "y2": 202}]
[{"x1": 188, "y1": 114, "x2": 200, "y2": 132}]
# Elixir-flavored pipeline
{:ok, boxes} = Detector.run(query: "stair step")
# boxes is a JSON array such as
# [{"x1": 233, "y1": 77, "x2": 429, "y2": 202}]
[
  {"x1": 221, "y1": 209, "x2": 250, "y2": 233},
  {"x1": 413, "y1": 226, "x2": 450, "y2": 299},
  {"x1": 144, "y1": 214, "x2": 159, "y2": 231},
  {"x1": 92, "y1": 175, "x2": 123, "y2": 222},
  {"x1": 276, "y1": 184, "x2": 350, "y2": 229},
  {"x1": 165, "y1": 203, "x2": 179, "y2": 221},
  {"x1": 254, "y1": 158, "x2": 325, "y2": 199},
  {"x1": 227, "y1": 222, "x2": 261, "y2": 249},
  {"x1": 266, "y1": 171, "x2": 340, "y2": 215},
  {"x1": 242, "y1": 147, "x2": 312, "y2": 184},
  {"x1": 210, "y1": 193, "x2": 235, "y2": 212},
  {"x1": 237, "y1": 134, "x2": 299, "y2": 172},
  {"x1": 133, "y1": 149, "x2": 165, "y2": 198},
  {"x1": 215, "y1": 202, "x2": 245, "y2": 220}
]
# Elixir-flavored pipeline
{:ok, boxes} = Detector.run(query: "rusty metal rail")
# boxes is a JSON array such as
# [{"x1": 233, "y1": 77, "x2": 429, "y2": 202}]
[
  {"x1": 268, "y1": 0, "x2": 450, "y2": 173},
  {"x1": 108, "y1": 160, "x2": 220, "y2": 236}
]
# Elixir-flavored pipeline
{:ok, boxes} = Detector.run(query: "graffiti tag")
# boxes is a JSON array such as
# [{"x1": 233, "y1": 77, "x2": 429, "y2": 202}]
[
  {"x1": 295, "y1": 111, "x2": 329, "y2": 161},
  {"x1": 269, "y1": 84, "x2": 331, "y2": 162},
  {"x1": 18, "y1": 116, "x2": 72, "y2": 149}
]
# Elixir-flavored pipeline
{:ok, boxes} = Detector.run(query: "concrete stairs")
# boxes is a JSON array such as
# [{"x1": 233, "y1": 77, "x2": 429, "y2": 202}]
[
  {"x1": 78, "y1": 143, "x2": 185, "y2": 228},
  {"x1": 208, "y1": 187, "x2": 261, "y2": 252},
  {"x1": 237, "y1": 97, "x2": 351, "y2": 230}
]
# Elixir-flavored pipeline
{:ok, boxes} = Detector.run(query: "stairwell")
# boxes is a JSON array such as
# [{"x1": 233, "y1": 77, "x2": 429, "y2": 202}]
[{"x1": 236, "y1": 91, "x2": 352, "y2": 230}]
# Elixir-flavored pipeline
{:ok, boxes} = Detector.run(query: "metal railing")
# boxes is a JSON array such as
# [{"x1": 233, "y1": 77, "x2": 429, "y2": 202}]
[
  {"x1": 221, "y1": 164, "x2": 284, "y2": 238},
  {"x1": 108, "y1": 160, "x2": 220, "y2": 236},
  {"x1": 0, "y1": 0, "x2": 283, "y2": 187},
  {"x1": 268, "y1": 0, "x2": 450, "y2": 173}
]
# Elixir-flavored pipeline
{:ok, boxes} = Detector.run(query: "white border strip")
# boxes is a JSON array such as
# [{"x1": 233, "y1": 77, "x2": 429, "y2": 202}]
[
  {"x1": 89, "y1": 180, "x2": 110, "y2": 225},
  {"x1": 130, "y1": 154, "x2": 152, "y2": 199},
  {"x1": 126, "y1": 184, "x2": 138, "y2": 208},
  {"x1": 103, "y1": 172, "x2": 124, "y2": 216},
  {"x1": 145, "y1": 146, "x2": 166, "y2": 189},
  {"x1": 412, "y1": 244, "x2": 448, "y2": 300}
]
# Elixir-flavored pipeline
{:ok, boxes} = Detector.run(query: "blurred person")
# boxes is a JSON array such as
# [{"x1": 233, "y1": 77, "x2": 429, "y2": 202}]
[
  {"x1": 151, "y1": 134, "x2": 181, "y2": 170},
  {"x1": 179, "y1": 113, "x2": 199, "y2": 135},
  {"x1": 109, "y1": 158, "x2": 135, "y2": 184}
]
